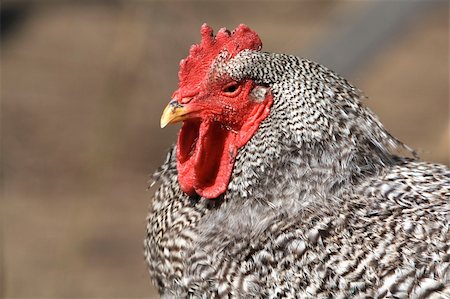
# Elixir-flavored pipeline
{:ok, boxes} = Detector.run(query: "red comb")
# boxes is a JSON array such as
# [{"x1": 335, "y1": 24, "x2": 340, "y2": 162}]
[{"x1": 176, "y1": 24, "x2": 262, "y2": 97}]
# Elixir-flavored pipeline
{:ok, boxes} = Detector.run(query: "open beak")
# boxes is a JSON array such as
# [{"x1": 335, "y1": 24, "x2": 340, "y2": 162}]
[{"x1": 160, "y1": 100, "x2": 191, "y2": 128}]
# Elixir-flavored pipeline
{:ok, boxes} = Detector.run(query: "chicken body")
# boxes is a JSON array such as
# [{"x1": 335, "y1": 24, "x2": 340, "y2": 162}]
[{"x1": 145, "y1": 40, "x2": 450, "y2": 297}]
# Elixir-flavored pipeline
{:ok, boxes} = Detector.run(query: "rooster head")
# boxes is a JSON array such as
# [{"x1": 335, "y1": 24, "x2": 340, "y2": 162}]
[{"x1": 160, "y1": 24, "x2": 273, "y2": 199}]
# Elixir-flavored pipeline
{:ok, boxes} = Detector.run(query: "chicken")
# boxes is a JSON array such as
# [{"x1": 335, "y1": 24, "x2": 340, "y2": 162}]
[{"x1": 144, "y1": 24, "x2": 450, "y2": 298}]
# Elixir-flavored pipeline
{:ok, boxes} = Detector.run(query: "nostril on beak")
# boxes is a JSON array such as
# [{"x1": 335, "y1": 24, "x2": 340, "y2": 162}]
[{"x1": 169, "y1": 99, "x2": 183, "y2": 108}]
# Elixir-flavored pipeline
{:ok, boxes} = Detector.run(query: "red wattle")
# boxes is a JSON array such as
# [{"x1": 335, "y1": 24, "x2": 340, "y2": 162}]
[
  {"x1": 176, "y1": 94, "x2": 273, "y2": 199},
  {"x1": 177, "y1": 120, "x2": 237, "y2": 198}
]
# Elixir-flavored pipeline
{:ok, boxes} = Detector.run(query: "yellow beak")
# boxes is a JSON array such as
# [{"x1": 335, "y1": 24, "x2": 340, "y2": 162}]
[{"x1": 160, "y1": 100, "x2": 190, "y2": 128}]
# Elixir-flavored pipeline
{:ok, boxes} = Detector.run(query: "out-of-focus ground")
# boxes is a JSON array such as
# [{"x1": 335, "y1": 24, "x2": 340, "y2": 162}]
[{"x1": 1, "y1": 1, "x2": 448, "y2": 298}]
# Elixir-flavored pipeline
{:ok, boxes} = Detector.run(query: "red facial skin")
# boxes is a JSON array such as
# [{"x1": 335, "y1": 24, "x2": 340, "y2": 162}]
[
  {"x1": 174, "y1": 79, "x2": 273, "y2": 199},
  {"x1": 171, "y1": 24, "x2": 272, "y2": 199}
]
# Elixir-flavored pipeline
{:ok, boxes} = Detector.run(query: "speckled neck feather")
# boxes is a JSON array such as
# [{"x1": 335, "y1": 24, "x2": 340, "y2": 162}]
[{"x1": 145, "y1": 24, "x2": 450, "y2": 298}]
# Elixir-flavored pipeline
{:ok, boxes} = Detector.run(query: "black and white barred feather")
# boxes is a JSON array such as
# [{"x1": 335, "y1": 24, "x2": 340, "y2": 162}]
[{"x1": 145, "y1": 51, "x2": 450, "y2": 298}]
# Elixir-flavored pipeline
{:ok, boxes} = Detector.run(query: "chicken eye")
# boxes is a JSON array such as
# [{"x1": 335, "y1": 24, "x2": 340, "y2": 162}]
[{"x1": 222, "y1": 83, "x2": 239, "y2": 94}]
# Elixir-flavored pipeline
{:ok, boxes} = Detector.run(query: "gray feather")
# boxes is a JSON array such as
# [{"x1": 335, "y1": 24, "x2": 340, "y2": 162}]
[{"x1": 145, "y1": 51, "x2": 450, "y2": 298}]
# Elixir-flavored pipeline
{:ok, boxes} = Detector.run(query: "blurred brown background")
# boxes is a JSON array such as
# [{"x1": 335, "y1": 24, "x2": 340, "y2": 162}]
[{"x1": 1, "y1": 1, "x2": 448, "y2": 298}]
